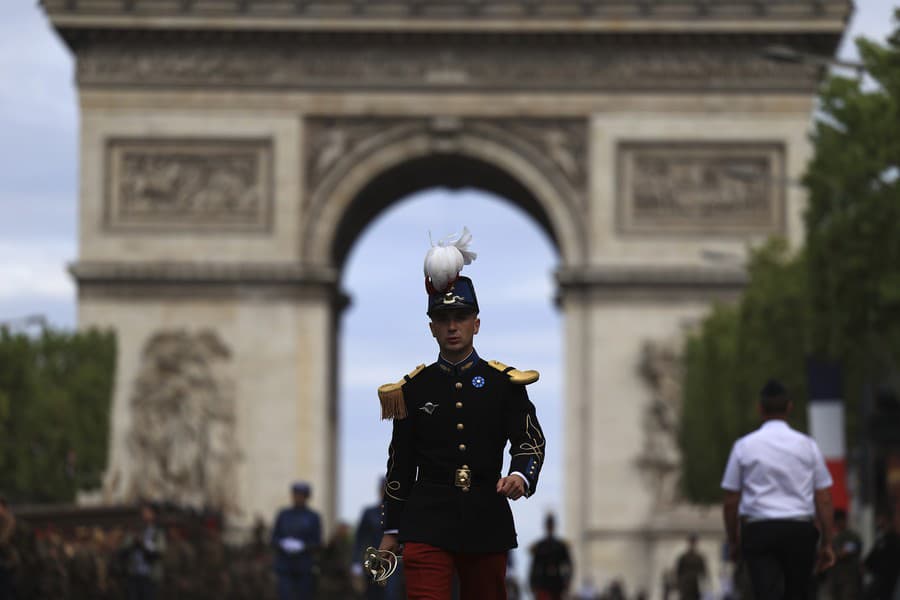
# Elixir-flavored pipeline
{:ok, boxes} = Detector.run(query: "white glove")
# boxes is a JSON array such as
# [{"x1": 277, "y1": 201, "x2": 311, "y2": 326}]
[{"x1": 280, "y1": 537, "x2": 305, "y2": 553}]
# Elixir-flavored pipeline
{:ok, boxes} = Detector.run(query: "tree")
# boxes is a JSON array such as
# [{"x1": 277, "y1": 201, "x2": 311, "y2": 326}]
[
  {"x1": 679, "y1": 20, "x2": 900, "y2": 503},
  {"x1": 0, "y1": 327, "x2": 116, "y2": 503},
  {"x1": 805, "y1": 24, "x2": 900, "y2": 429},
  {"x1": 680, "y1": 241, "x2": 809, "y2": 502}
]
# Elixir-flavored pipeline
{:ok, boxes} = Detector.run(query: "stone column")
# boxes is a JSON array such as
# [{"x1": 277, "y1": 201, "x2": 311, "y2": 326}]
[{"x1": 558, "y1": 265, "x2": 745, "y2": 595}]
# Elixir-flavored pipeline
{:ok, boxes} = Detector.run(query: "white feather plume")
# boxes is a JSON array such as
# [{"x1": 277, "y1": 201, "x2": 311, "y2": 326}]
[{"x1": 423, "y1": 227, "x2": 477, "y2": 293}]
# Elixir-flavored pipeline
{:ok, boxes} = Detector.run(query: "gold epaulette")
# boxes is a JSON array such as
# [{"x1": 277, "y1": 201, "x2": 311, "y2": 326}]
[
  {"x1": 487, "y1": 360, "x2": 540, "y2": 385},
  {"x1": 377, "y1": 364, "x2": 426, "y2": 420}
]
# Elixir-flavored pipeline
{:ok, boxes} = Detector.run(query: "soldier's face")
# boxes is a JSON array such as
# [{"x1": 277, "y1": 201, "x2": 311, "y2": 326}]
[{"x1": 429, "y1": 310, "x2": 480, "y2": 360}]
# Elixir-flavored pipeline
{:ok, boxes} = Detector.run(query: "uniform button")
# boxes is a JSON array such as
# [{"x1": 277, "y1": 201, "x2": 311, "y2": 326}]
[
  {"x1": 455, "y1": 382, "x2": 463, "y2": 390},
  {"x1": 456, "y1": 423, "x2": 464, "y2": 430},
  {"x1": 456, "y1": 402, "x2": 463, "y2": 409},
  {"x1": 458, "y1": 444, "x2": 466, "y2": 452}
]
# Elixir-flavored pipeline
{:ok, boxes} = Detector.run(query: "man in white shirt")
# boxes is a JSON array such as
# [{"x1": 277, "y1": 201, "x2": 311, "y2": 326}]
[{"x1": 721, "y1": 379, "x2": 835, "y2": 599}]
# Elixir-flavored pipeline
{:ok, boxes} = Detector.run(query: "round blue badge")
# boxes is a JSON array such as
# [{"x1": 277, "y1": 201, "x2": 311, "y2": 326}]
[{"x1": 472, "y1": 376, "x2": 485, "y2": 388}]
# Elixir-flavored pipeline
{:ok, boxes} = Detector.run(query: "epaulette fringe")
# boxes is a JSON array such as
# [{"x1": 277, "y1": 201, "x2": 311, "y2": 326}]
[
  {"x1": 487, "y1": 360, "x2": 540, "y2": 385},
  {"x1": 377, "y1": 364, "x2": 426, "y2": 420}
]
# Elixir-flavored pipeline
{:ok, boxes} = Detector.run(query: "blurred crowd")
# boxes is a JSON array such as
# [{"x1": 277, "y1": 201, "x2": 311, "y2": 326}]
[{"x1": 0, "y1": 497, "x2": 403, "y2": 600}]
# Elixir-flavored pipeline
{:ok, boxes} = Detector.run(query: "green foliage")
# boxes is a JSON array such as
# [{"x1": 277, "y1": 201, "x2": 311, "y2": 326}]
[
  {"x1": 0, "y1": 327, "x2": 116, "y2": 503},
  {"x1": 679, "y1": 21, "x2": 900, "y2": 504},
  {"x1": 680, "y1": 303, "x2": 740, "y2": 503},
  {"x1": 680, "y1": 241, "x2": 809, "y2": 503},
  {"x1": 805, "y1": 30, "x2": 900, "y2": 389}
]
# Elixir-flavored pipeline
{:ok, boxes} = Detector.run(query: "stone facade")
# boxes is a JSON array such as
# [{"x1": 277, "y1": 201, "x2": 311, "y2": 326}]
[{"x1": 45, "y1": 2, "x2": 848, "y2": 596}]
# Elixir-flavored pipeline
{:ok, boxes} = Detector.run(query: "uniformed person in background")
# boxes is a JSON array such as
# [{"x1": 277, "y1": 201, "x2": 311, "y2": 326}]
[
  {"x1": 528, "y1": 513, "x2": 572, "y2": 600},
  {"x1": 271, "y1": 482, "x2": 322, "y2": 600},
  {"x1": 377, "y1": 229, "x2": 545, "y2": 600},
  {"x1": 826, "y1": 509, "x2": 862, "y2": 600},
  {"x1": 674, "y1": 534, "x2": 707, "y2": 600}
]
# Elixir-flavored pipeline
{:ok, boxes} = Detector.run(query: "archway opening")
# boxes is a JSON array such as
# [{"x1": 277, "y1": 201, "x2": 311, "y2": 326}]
[
  {"x1": 329, "y1": 152, "x2": 561, "y2": 268},
  {"x1": 335, "y1": 155, "x2": 564, "y2": 584}
]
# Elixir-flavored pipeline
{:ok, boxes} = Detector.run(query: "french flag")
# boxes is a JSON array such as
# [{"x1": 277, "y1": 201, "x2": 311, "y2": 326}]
[{"x1": 806, "y1": 359, "x2": 849, "y2": 511}]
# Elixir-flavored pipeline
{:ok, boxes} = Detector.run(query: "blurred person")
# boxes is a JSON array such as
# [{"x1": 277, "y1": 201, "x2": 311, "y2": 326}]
[
  {"x1": 200, "y1": 523, "x2": 230, "y2": 597},
  {"x1": 864, "y1": 509, "x2": 900, "y2": 600},
  {"x1": 605, "y1": 579, "x2": 626, "y2": 600},
  {"x1": 271, "y1": 481, "x2": 322, "y2": 600},
  {"x1": 319, "y1": 522, "x2": 355, "y2": 598},
  {"x1": 377, "y1": 231, "x2": 546, "y2": 600},
  {"x1": 69, "y1": 526, "x2": 100, "y2": 599},
  {"x1": 675, "y1": 534, "x2": 708, "y2": 600},
  {"x1": 528, "y1": 513, "x2": 572, "y2": 600},
  {"x1": 162, "y1": 526, "x2": 198, "y2": 600},
  {"x1": 122, "y1": 501, "x2": 166, "y2": 600},
  {"x1": 0, "y1": 497, "x2": 16, "y2": 600},
  {"x1": 826, "y1": 508, "x2": 862, "y2": 600},
  {"x1": 40, "y1": 531, "x2": 71, "y2": 599},
  {"x1": 721, "y1": 379, "x2": 835, "y2": 600}
]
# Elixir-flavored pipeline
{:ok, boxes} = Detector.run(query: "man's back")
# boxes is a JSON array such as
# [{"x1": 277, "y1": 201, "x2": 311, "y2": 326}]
[
  {"x1": 723, "y1": 420, "x2": 831, "y2": 519},
  {"x1": 529, "y1": 536, "x2": 571, "y2": 593}
]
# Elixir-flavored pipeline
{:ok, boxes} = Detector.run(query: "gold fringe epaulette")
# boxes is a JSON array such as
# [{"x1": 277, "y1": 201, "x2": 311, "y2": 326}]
[
  {"x1": 487, "y1": 360, "x2": 540, "y2": 385},
  {"x1": 377, "y1": 364, "x2": 426, "y2": 420}
]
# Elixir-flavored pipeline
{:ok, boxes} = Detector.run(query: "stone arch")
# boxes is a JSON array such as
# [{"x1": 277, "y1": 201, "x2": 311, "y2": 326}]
[{"x1": 302, "y1": 118, "x2": 589, "y2": 268}]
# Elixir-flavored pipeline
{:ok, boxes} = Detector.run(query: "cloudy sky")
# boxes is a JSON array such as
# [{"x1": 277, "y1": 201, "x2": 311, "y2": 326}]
[{"x1": 1, "y1": 0, "x2": 896, "y2": 582}]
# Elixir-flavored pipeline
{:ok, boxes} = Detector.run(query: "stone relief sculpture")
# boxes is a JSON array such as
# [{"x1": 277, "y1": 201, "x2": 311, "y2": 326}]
[
  {"x1": 618, "y1": 143, "x2": 784, "y2": 234},
  {"x1": 109, "y1": 329, "x2": 242, "y2": 515},
  {"x1": 106, "y1": 139, "x2": 272, "y2": 231},
  {"x1": 636, "y1": 339, "x2": 685, "y2": 511},
  {"x1": 77, "y1": 41, "x2": 817, "y2": 93},
  {"x1": 305, "y1": 116, "x2": 588, "y2": 210}
]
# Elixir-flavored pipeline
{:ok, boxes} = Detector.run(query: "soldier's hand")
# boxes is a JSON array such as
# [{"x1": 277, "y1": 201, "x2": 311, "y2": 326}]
[
  {"x1": 379, "y1": 533, "x2": 400, "y2": 555},
  {"x1": 496, "y1": 475, "x2": 526, "y2": 500},
  {"x1": 816, "y1": 544, "x2": 835, "y2": 573}
]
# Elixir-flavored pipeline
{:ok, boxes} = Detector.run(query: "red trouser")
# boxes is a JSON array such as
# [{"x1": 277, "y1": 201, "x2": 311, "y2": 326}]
[
  {"x1": 534, "y1": 591, "x2": 564, "y2": 600},
  {"x1": 404, "y1": 542, "x2": 507, "y2": 600}
]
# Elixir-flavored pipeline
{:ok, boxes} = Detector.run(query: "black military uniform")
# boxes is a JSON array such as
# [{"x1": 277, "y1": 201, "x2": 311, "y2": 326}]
[{"x1": 378, "y1": 277, "x2": 546, "y2": 554}]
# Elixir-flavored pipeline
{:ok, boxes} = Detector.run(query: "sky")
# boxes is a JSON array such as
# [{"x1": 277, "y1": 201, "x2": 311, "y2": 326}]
[{"x1": 0, "y1": 0, "x2": 896, "y2": 584}]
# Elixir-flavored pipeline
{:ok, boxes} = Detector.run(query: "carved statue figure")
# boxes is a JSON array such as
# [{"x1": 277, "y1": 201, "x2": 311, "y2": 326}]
[
  {"x1": 107, "y1": 329, "x2": 241, "y2": 515},
  {"x1": 637, "y1": 340, "x2": 685, "y2": 510}
]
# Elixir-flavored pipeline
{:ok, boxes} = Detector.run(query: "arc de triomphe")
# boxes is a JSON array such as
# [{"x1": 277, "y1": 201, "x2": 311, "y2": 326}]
[{"x1": 45, "y1": 0, "x2": 848, "y2": 593}]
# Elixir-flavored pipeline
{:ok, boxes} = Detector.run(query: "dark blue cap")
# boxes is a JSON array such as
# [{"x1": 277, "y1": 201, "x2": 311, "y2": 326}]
[
  {"x1": 291, "y1": 481, "x2": 311, "y2": 495},
  {"x1": 428, "y1": 276, "x2": 479, "y2": 315}
]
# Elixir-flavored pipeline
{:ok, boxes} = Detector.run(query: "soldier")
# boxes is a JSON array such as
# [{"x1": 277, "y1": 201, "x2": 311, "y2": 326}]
[
  {"x1": 528, "y1": 514, "x2": 572, "y2": 600},
  {"x1": 674, "y1": 534, "x2": 707, "y2": 600},
  {"x1": 122, "y1": 501, "x2": 166, "y2": 600},
  {"x1": 271, "y1": 481, "x2": 322, "y2": 600},
  {"x1": 377, "y1": 229, "x2": 546, "y2": 600},
  {"x1": 827, "y1": 509, "x2": 862, "y2": 600}
]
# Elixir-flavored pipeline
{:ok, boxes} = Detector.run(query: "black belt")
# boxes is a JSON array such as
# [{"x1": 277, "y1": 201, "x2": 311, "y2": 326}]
[{"x1": 416, "y1": 467, "x2": 497, "y2": 491}]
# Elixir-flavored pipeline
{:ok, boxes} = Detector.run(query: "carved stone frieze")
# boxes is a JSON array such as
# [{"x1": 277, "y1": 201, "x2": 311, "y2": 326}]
[
  {"x1": 44, "y1": 0, "x2": 852, "y2": 23},
  {"x1": 305, "y1": 116, "x2": 588, "y2": 210},
  {"x1": 617, "y1": 142, "x2": 785, "y2": 235},
  {"x1": 76, "y1": 38, "x2": 819, "y2": 93},
  {"x1": 105, "y1": 329, "x2": 242, "y2": 514},
  {"x1": 105, "y1": 138, "x2": 273, "y2": 232}
]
